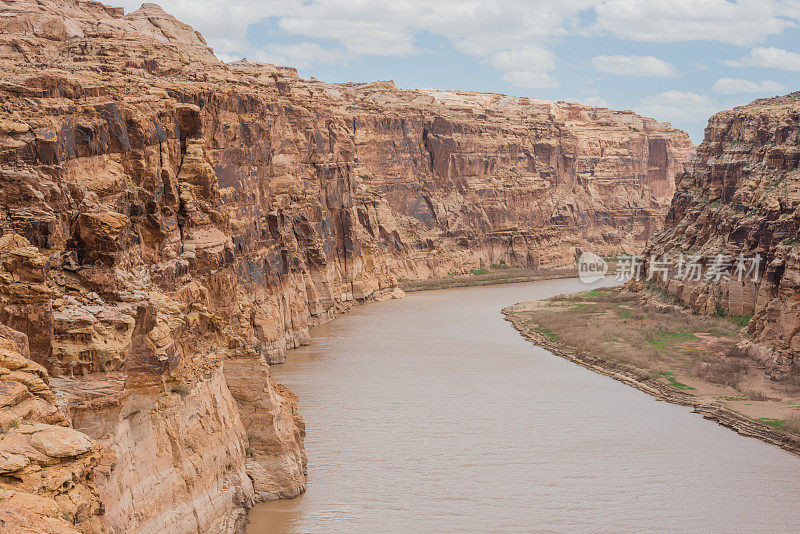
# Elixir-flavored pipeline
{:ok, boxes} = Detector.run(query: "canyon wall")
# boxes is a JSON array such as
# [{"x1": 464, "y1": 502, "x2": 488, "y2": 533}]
[
  {"x1": 0, "y1": 0, "x2": 691, "y2": 531},
  {"x1": 642, "y1": 93, "x2": 800, "y2": 377}
]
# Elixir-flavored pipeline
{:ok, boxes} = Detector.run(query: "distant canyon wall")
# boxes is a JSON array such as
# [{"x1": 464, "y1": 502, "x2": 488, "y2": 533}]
[{"x1": 0, "y1": 1, "x2": 691, "y2": 532}]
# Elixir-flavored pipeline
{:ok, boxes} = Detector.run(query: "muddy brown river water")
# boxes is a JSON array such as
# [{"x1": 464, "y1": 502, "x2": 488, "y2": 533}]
[{"x1": 247, "y1": 278, "x2": 800, "y2": 533}]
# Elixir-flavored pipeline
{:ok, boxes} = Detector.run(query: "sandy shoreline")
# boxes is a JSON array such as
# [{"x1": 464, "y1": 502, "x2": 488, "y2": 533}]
[
  {"x1": 399, "y1": 267, "x2": 577, "y2": 292},
  {"x1": 502, "y1": 305, "x2": 800, "y2": 457}
]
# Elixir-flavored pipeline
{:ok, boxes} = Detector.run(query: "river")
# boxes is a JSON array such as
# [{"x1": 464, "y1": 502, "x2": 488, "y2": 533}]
[{"x1": 247, "y1": 278, "x2": 800, "y2": 533}]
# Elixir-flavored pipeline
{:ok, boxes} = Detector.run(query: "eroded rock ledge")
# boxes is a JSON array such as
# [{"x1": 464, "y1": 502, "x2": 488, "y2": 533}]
[
  {"x1": 641, "y1": 93, "x2": 800, "y2": 377},
  {"x1": 0, "y1": 0, "x2": 691, "y2": 531}
]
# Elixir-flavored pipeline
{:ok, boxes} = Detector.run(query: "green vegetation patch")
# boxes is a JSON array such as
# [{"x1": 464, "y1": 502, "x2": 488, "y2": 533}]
[
  {"x1": 657, "y1": 371, "x2": 696, "y2": 390},
  {"x1": 667, "y1": 378, "x2": 695, "y2": 390},
  {"x1": 583, "y1": 289, "x2": 610, "y2": 298},
  {"x1": 470, "y1": 268, "x2": 490, "y2": 275},
  {"x1": 646, "y1": 330, "x2": 699, "y2": 348},
  {"x1": 533, "y1": 326, "x2": 558, "y2": 341},
  {"x1": 757, "y1": 418, "x2": 786, "y2": 428},
  {"x1": 727, "y1": 314, "x2": 753, "y2": 327},
  {"x1": 615, "y1": 306, "x2": 633, "y2": 320}
]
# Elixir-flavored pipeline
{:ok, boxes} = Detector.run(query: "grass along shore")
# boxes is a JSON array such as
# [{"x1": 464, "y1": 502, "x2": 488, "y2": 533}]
[
  {"x1": 503, "y1": 287, "x2": 800, "y2": 455},
  {"x1": 398, "y1": 266, "x2": 577, "y2": 292}
]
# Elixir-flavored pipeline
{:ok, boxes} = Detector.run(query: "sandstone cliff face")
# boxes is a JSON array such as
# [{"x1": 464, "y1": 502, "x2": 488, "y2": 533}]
[
  {"x1": 0, "y1": 0, "x2": 691, "y2": 531},
  {"x1": 643, "y1": 93, "x2": 800, "y2": 377},
  {"x1": 0, "y1": 324, "x2": 105, "y2": 534}
]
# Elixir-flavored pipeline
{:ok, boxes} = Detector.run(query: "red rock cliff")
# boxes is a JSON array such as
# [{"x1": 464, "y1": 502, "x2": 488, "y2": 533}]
[
  {"x1": 0, "y1": 0, "x2": 692, "y2": 531},
  {"x1": 643, "y1": 93, "x2": 800, "y2": 378}
]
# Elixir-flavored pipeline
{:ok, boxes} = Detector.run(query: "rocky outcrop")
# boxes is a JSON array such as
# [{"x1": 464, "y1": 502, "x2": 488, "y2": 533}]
[
  {"x1": 0, "y1": 326, "x2": 105, "y2": 534},
  {"x1": 0, "y1": 0, "x2": 691, "y2": 532},
  {"x1": 87, "y1": 369, "x2": 257, "y2": 533},
  {"x1": 642, "y1": 92, "x2": 800, "y2": 377}
]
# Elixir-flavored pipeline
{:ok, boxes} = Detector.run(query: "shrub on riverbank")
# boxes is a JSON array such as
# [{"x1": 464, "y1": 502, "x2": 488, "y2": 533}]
[
  {"x1": 525, "y1": 289, "x2": 741, "y2": 376},
  {"x1": 508, "y1": 287, "x2": 800, "y2": 453}
]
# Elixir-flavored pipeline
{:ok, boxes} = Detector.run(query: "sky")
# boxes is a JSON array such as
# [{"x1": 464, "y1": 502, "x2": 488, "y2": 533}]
[{"x1": 116, "y1": 0, "x2": 800, "y2": 142}]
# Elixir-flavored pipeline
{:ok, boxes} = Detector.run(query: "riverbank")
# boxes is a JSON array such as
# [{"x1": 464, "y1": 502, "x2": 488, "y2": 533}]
[
  {"x1": 399, "y1": 266, "x2": 576, "y2": 292},
  {"x1": 503, "y1": 287, "x2": 800, "y2": 456},
  {"x1": 251, "y1": 278, "x2": 800, "y2": 532}
]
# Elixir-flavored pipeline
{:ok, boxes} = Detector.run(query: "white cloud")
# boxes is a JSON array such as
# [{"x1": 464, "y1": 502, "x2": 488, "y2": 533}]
[
  {"x1": 114, "y1": 0, "x2": 800, "y2": 62},
  {"x1": 635, "y1": 91, "x2": 721, "y2": 123},
  {"x1": 712, "y1": 78, "x2": 787, "y2": 94},
  {"x1": 112, "y1": 0, "x2": 800, "y2": 99},
  {"x1": 489, "y1": 47, "x2": 560, "y2": 88},
  {"x1": 215, "y1": 52, "x2": 243, "y2": 63},
  {"x1": 250, "y1": 43, "x2": 348, "y2": 69},
  {"x1": 277, "y1": 17, "x2": 418, "y2": 56},
  {"x1": 502, "y1": 71, "x2": 561, "y2": 89},
  {"x1": 594, "y1": 0, "x2": 798, "y2": 46},
  {"x1": 782, "y1": 0, "x2": 800, "y2": 18},
  {"x1": 723, "y1": 47, "x2": 800, "y2": 71},
  {"x1": 578, "y1": 95, "x2": 611, "y2": 107},
  {"x1": 489, "y1": 48, "x2": 556, "y2": 72},
  {"x1": 113, "y1": 0, "x2": 283, "y2": 54},
  {"x1": 591, "y1": 55, "x2": 679, "y2": 77}
]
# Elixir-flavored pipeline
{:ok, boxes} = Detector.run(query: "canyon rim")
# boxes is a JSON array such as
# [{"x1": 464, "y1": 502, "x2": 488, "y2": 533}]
[{"x1": 4, "y1": 0, "x2": 798, "y2": 533}]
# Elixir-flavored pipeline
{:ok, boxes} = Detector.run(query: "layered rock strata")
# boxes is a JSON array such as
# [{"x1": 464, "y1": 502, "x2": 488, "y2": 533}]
[
  {"x1": 642, "y1": 93, "x2": 800, "y2": 377},
  {"x1": 0, "y1": 324, "x2": 105, "y2": 534},
  {"x1": 0, "y1": 0, "x2": 691, "y2": 531}
]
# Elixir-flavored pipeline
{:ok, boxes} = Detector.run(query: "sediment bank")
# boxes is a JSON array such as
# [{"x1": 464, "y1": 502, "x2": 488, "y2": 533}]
[
  {"x1": 398, "y1": 267, "x2": 575, "y2": 292},
  {"x1": 503, "y1": 289, "x2": 800, "y2": 457},
  {"x1": 249, "y1": 278, "x2": 800, "y2": 532}
]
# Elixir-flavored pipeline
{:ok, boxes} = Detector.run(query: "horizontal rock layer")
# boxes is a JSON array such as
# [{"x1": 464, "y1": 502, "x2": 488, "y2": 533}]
[
  {"x1": 0, "y1": 325, "x2": 104, "y2": 534},
  {"x1": 0, "y1": 0, "x2": 692, "y2": 532},
  {"x1": 642, "y1": 92, "x2": 800, "y2": 376}
]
